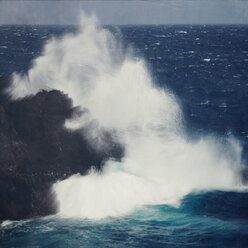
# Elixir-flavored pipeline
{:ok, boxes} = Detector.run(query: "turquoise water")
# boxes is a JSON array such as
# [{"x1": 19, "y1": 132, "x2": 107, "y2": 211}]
[{"x1": 1, "y1": 201, "x2": 248, "y2": 248}]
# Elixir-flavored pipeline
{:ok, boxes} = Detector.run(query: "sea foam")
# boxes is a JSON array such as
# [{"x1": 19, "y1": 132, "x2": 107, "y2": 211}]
[{"x1": 8, "y1": 13, "x2": 245, "y2": 219}]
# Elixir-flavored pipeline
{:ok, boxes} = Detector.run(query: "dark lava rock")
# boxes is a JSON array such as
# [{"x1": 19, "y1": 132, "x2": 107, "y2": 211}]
[{"x1": 0, "y1": 76, "x2": 123, "y2": 221}]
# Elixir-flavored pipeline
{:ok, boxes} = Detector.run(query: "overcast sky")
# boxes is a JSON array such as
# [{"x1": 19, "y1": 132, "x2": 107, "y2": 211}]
[{"x1": 0, "y1": 0, "x2": 248, "y2": 25}]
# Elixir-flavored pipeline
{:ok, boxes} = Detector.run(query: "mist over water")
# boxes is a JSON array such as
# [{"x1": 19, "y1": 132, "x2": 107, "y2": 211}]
[{"x1": 7, "y1": 14, "x2": 246, "y2": 219}]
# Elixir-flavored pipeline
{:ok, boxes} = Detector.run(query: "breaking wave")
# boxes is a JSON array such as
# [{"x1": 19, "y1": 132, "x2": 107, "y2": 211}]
[{"x1": 8, "y1": 13, "x2": 245, "y2": 219}]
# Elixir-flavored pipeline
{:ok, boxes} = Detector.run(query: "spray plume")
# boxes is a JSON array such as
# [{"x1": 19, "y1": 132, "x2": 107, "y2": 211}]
[{"x1": 7, "y1": 13, "x2": 245, "y2": 219}]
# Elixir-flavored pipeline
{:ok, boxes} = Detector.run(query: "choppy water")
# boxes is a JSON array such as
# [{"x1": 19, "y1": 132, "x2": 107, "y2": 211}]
[
  {"x1": 1, "y1": 25, "x2": 248, "y2": 247},
  {"x1": 1, "y1": 198, "x2": 248, "y2": 248}
]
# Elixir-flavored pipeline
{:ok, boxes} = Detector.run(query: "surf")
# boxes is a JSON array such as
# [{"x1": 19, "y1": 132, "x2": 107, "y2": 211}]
[{"x1": 7, "y1": 13, "x2": 246, "y2": 219}]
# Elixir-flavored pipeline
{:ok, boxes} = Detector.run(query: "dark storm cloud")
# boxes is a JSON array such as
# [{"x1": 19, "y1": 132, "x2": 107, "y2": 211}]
[{"x1": 0, "y1": 0, "x2": 247, "y2": 25}]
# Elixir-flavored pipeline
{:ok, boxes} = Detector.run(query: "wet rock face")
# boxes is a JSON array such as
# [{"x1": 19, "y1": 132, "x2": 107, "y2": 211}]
[{"x1": 0, "y1": 76, "x2": 123, "y2": 221}]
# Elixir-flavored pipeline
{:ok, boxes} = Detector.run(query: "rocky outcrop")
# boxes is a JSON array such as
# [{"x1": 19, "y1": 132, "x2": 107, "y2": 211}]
[{"x1": 0, "y1": 76, "x2": 123, "y2": 221}]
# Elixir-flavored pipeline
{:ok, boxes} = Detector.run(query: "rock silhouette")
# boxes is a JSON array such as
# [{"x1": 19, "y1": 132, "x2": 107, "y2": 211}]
[{"x1": 0, "y1": 76, "x2": 123, "y2": 221}]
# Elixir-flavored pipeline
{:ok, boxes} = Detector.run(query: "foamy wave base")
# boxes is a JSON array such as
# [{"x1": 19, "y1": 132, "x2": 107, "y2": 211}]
[
  {"x1": 8, "y1": 13, "x2": 245, "y2": 219},
  {"x1": 53, "y1": 137, "x2": 243, "y2": 219}
]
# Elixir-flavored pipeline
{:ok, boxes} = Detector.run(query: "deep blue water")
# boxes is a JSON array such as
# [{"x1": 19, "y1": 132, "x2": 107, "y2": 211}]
[{"x1": 1, "y1": 25, "x2": 248, "y2": 247}]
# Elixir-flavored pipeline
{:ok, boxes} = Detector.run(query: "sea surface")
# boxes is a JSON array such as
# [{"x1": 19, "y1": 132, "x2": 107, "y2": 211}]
[{"x1": 1, "y1": 25, "x2": 248, "y2": 247}]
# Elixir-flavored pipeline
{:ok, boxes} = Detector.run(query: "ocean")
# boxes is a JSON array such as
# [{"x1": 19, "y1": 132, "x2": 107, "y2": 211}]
[{"x1": 0, "y1": 23, "x2": 248, "y2": 247}]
